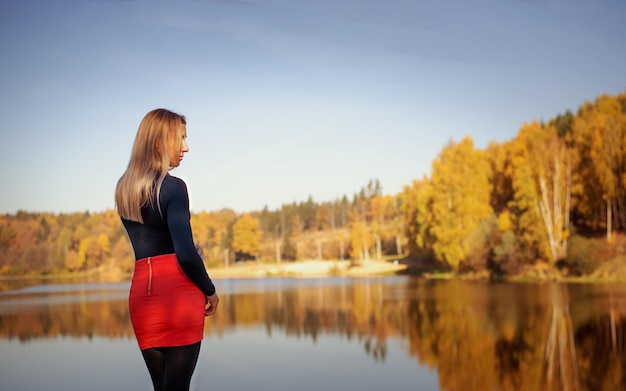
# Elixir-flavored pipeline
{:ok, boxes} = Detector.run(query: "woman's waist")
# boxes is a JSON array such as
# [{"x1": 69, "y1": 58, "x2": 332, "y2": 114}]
[{"x1": 135, "y1": 253, "x2": 178, "y2": 264}]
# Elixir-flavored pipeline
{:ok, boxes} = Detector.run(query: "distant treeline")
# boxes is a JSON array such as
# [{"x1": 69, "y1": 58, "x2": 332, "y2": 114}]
[{"x1": 1, "y1": 91, "x2": 625, "y2": 278}]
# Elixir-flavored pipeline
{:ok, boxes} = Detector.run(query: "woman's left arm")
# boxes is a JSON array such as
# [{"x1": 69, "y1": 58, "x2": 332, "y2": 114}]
[{"x1": 166, "y1": 179, "x2": 216, "y2": 297}]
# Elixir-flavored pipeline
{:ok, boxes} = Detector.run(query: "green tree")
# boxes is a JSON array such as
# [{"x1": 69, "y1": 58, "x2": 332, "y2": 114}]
[
  {"x1": 281, "y1": 229, "x2": 298, "y2": 261},
  {"x1": 299, "y1": 195, "x2": 318, "y2": 231}
]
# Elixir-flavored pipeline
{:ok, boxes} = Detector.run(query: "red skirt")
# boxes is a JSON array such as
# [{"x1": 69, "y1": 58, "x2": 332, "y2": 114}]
[{"x1": 129, "y1": 253, "x2": 206, "y2": 350}]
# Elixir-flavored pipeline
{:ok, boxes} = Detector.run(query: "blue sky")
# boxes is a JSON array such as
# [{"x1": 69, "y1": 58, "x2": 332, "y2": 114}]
[{"x1": 1, "y1": 0, "x2": 624, "y2": 215}]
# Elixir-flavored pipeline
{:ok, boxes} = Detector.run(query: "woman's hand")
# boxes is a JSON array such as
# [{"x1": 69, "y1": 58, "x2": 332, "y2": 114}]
[
  {"x1": 205, "y1": 293, "x2": 219, "y2": 316},
  {"x1": 196, "y1": 244, "x2": 218, "y2": 316}
]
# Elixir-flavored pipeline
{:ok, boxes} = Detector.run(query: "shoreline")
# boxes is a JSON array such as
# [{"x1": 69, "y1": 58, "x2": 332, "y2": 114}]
[
  {"x1": 0, "y1": 259, "x2": 408, "y2": 284},
  {"x1": 3, "y1": 258, "x2": 626, "y2": 284}
]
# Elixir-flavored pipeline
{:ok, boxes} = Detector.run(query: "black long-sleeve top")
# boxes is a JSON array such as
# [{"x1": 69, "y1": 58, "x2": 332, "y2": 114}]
[{"x1": 121, "y1": 174, "x2": 216, "y2": 297}]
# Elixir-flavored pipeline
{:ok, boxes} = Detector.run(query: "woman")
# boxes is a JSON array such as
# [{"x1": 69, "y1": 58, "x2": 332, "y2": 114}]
[{"x1": 115, "y1": 108, "x2": 219, "y2": 391}]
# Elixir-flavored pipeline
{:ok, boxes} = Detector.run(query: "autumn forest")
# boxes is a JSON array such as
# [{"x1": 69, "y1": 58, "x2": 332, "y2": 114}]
[{"x1": 1, "y1": 91, "x2": 626, "y2": 280}]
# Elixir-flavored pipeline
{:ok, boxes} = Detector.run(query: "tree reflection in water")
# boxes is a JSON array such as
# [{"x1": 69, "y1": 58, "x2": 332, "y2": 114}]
[{"x1": 1, "y1": 278, "x2": 625, "y2": 390}]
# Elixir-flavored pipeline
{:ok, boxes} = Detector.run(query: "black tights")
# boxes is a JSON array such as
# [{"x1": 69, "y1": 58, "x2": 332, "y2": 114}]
[{"x1": 141, "y1": 341, "x2": 201, "y2": 391}]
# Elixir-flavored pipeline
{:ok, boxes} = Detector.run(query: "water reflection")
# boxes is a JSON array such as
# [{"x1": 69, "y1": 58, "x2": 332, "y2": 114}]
[{"x1": 1, "y1": 278, "x2": 626, "y2": 390}]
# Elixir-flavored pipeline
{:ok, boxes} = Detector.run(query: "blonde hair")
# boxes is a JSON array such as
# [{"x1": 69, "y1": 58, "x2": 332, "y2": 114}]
[{"x1": 115, "y1": 108, "x2": 186, "y2": 223}]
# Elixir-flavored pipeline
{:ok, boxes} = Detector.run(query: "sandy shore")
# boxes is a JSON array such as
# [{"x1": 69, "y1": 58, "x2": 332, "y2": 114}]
[
  {"x1": 0, "y1": 260, "x2": 407, "y2": 286},
  {"x1": 208, "y1": 259, "x2": 407, "y2": 279}
]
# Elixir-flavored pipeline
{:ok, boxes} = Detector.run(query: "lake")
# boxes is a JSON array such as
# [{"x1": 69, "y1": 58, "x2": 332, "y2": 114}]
[{"x1": 1, "y1": 276, "x2": 625, "y2": 391}]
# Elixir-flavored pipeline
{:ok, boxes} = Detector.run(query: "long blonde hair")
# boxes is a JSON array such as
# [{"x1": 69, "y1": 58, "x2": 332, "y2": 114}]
[{"x1": 115, "y1": 108, "x2": 186, "y2": 223}]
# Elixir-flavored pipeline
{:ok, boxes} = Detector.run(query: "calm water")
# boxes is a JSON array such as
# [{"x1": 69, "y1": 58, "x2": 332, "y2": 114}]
[{"x1": 1, "y1": 276, "x2": 626, "y2": 391}]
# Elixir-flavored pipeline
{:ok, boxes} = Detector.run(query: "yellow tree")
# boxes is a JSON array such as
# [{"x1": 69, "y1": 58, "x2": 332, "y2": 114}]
[
  {"x1": 78, "y1": 237, "x2": 94, "y2": 269},
  {"x1": 349, "y1": 219, "x2": 369, "y2": 261},
  {"x1": 369, "y1": 194, "x2": 387, "y2": 226},
  {"x1": 348, "y1": 204, "x2": 373, "y2": 261},
  {"x1": 429, "y1": 136, "x2": 492, "y2": 270},
  {"x1": 402, "y1": 177, "x2": 436, "y2": 260},
  {"x1": 190, "y1": 212, "x2": 211, "y2": 255},
  {"x1": 97, "y1": 233, "x2": 111, "y2": 259},
  {"x1": 570, "y1": 94, "x2": 626, "y2": 241},
  {"x1": 232, "y1": 213, "x2": 263, "y2": 260},
  {"x1": 484, "y1": 140, "x2": 527, "y2": 273},
  {"x1": 534, "y1": 127, "x2": 571, "y2": 263},
  {"x1": 414, "y1": 180, "x2": 435, "y2": 258},
  {"x1": 509, "y1": 123, "x2": 549, "y2": 264},
  {"x1": 369, "y1": 194, "x2": 389, "y2": 259},
  {"x1": 486, "y1": 140, "x2": 515, "y2": 214},
  {"x1": 401, "y1": 180, "x2": 420, "y2": 258},
  {"x1": 191, "y1": 209, "x2": 236, "y2": 264},
  {"x1": 399, "y1": 177, "x2": 433, "y2": 258},
  {"x1": 510, "y1": 121, "x2": 571, "y2": 265},
  {"x1": 212, "y1": 209, "x2": 237, "y2": 263},
  {"x1": 112, "y1": 236, "x2": 134, "y2": 273},
  {"x1": 65, "y1": 250, "x2": 82, "y2": 271},
  {"x1": 317, "y1": 203, "x2": 330, "y2": 231}
]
